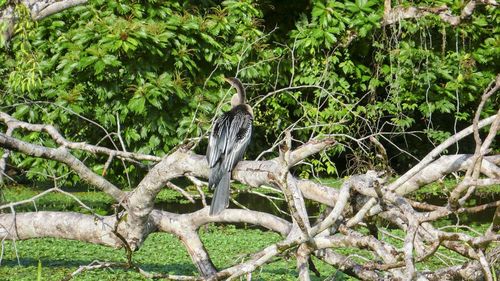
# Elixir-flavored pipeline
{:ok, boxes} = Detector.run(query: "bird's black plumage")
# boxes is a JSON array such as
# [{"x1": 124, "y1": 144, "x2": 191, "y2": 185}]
[{"x1": 207, "y1": 78, "x2": 253, "y2": 215}]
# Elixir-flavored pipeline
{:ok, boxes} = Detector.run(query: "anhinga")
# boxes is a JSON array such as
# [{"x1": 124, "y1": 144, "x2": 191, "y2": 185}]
[{"x1": 206, "y1": 77, "x2": 253, "y2": 215}]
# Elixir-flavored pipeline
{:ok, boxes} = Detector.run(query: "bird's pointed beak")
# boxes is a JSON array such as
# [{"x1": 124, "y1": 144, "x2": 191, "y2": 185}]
[{"x1": 224, "y1": 77, "x2": 231, "y2": 83}]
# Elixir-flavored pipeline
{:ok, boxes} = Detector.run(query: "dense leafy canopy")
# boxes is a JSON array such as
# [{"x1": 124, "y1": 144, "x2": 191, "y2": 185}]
[{"x1": 1, "y1": 0, "x2": 498, "y2": 185}]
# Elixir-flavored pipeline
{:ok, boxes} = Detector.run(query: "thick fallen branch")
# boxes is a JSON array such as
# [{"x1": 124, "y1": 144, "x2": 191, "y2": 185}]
[
  {"x1": 0, "y1": 208, "x2": 293, "y2": 278},
  {"x1": 397, "y1": 154, "x2": 500, "y2": 194},
  {"x1": 388, "y1": 113, "x2": 498, "y2": 193},
  {"x1": 0, "y1": 211, "x2": 120, "y2": 246}
]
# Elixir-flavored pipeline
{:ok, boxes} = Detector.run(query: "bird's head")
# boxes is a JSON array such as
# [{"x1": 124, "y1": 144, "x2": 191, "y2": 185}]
[
  {"x1": 224, "y1": 77, "x2": 241, "y2": 88},
  {"x1": 225, "y1": 77, "x2": 246, "y2": 106}
]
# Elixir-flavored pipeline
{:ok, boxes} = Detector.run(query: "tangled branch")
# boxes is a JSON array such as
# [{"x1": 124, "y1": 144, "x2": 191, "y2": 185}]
[{"x1": 0, "y1": 76, "x2": 499, "y2": 280}]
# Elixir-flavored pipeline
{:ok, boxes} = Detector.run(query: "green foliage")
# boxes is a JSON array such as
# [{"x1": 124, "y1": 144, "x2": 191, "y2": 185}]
[
  {"x1": 1, "y1": 0, "x2": 499, "y2": 183},
  {"x1": 1, "y1": 0, "x2": 270, "y2": 184},
  {"x1": 36, "y1": 260, "x2": 42, "y2": 281}
]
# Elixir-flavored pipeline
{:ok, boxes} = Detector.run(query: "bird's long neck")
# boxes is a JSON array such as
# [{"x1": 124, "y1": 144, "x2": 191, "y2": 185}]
[{"x1": 230, "y1": 80, "x2": 246, "y2": 107}]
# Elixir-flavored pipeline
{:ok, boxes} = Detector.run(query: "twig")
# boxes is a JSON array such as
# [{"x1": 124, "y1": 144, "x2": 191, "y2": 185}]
[
  {"x1": 0, "y1": 112, "x2": 161, "y2": 163},
  {"x1": 166, "y1": 182, "x2": 195, "y2": 204},
  {"x1": 186, "y1": 175, "x2": 207, "y2": 207}
]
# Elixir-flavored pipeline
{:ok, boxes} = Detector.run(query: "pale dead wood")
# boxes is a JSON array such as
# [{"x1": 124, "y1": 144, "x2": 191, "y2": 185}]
[
  {"x1": 387, "y1": 114, "x2": 498, "y2": 193},
  {"x1": 397, "y1": 154, "x2": 500, "y2": 194},
  {"x1": 447, "y1": 75, "x2": 500, "y2": 215},
  {"x1": 0, "y1": 77, "x2": 499, "y2": 280}
]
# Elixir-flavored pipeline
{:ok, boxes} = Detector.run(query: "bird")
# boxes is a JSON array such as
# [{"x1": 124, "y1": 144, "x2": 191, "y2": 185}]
[{"x1": 206, "y1": 77, "x2": 253, "y2": 216}]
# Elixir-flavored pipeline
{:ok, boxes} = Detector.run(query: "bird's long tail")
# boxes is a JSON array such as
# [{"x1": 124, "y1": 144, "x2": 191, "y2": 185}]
[{"x1": 209, "y1": 172, "x2": 230, "y2": 215}]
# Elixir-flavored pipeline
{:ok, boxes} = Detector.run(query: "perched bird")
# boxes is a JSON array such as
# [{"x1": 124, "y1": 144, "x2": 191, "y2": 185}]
[{"x1": 206, "y1": 77, "x2": 253, "y2": 215}]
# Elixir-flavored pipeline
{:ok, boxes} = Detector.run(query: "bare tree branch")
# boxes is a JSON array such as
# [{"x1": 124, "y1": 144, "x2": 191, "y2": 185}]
[
  {"x1": 0, "y1": 133, "x2": 125, "y2": 201},
  {"x1": 0, "y1": 75, "x2": 498, "y2": 280},
  {"x1": 387, "y1": 113, "x2": 499, "y2": 193},
  {"x1": 0, "y1": 112, "x2": 161, "y2": 163},
  {"x1": 1, "y1": 0, "x2": 88, "y2": 43}
]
